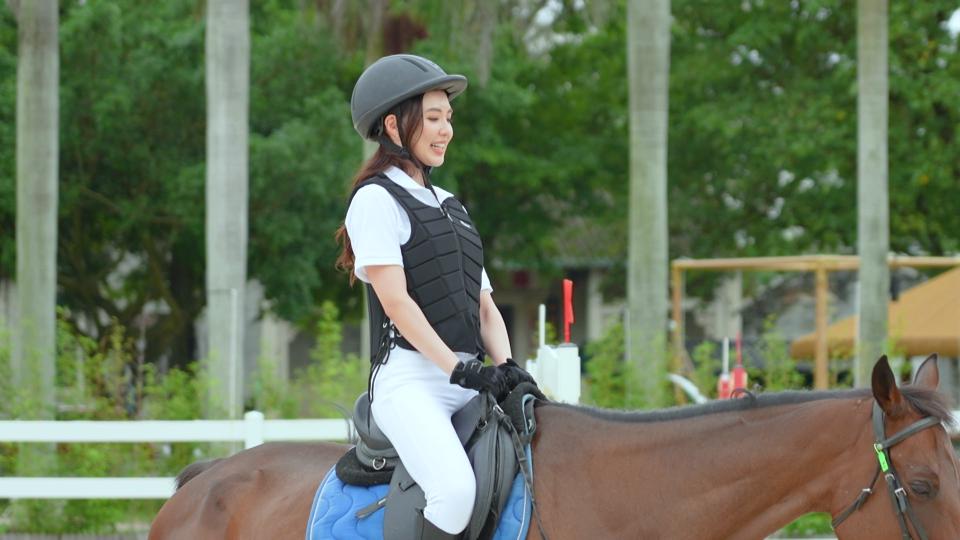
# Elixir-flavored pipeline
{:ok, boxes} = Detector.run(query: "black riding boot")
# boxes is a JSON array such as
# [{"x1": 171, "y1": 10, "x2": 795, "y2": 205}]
[{"x1": 419, "y1": 515, "x2": 460, "y2": 540}]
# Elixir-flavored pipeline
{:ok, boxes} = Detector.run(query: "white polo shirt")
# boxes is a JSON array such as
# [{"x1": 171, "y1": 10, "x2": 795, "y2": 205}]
[{"x1": 345, "y1": 166, "x2": 493, "y2": 292}]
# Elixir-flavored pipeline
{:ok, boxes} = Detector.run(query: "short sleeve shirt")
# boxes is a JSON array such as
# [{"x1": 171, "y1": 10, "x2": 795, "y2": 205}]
[{"x1": 345, "y1": 166, "x2": 493, "y2": 292}]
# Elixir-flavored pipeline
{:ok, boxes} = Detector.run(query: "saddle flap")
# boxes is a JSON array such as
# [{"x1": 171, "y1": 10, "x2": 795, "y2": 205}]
[
  {"x1": 383, "y1": 462, "x2": 429, "y2": 540},
  {"x1": 461, "y1": 395, "x2": 518, "y2": 540},
  {"x1": 451, "y1": 393, "x2": 486, "y2": 445}
]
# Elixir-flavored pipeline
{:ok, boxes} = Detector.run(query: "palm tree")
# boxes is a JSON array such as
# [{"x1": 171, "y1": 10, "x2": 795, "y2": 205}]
[
  {"x1": 205, "y1": 0, "x2": 250, "y2": 418},
  {"x1": 12, "y1": 0, "x2": 58, "y2": 495},
  {"x1": 13, "y1": 0, "x2": 58, "y2": 420},
  {"x1": 856, "y1": 0, "x2": 889, "y2": 386},
  {"x1": 625, "y1": 0, "x2": 670, "y2": 406}
]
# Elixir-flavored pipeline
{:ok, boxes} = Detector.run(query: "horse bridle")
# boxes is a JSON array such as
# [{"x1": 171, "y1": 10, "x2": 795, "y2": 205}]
[{"x1": 832, "y1": 402, "x2": 942, "y2": 539}]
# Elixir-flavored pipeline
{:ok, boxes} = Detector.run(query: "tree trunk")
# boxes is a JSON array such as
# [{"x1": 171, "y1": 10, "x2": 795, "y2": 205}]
[
  {"x1": 14, "y1": 0, "x2": 58, "y2": 421},
  {"x1": 205, "y1": 0, "x2": 249, "y2": 418},
  {"x1": 856, "y1": 0, "x2": 889, "y2": 386},
  {"x1": 12, "y1": 1, "x2": 58, "y2": 502},
  {"x1": 625, "y1": 0, "x2": 670, "y2": 407},
  {"x1": 356, "y1": 0, "x2": 387, "y2": 363}
]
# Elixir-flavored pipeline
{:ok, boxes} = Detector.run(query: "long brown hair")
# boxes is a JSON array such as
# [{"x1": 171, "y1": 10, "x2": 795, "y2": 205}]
[{"x1": 335, "y1": 95, "x2": 426, "y2": 284}]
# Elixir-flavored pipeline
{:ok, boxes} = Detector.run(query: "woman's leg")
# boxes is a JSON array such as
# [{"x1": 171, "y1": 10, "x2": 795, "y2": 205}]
[{"x1": 371, "y1": 357, "x2": 478, "y2": 534}]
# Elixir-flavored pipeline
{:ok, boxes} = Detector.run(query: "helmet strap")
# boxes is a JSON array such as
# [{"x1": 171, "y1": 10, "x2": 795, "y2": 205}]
[
  {"x1": 376, "y1": 133, "x2": 434, "y2": 186},
  {"x1": 376, "y1": 133, "x2": 412, "y2": 161}
]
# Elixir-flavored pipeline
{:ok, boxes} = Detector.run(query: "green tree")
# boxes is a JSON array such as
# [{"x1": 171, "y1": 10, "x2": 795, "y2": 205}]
[
  {"x1": 1, "y1": 2, "x2": 360, "y2": 370},
  {"x1": 2, "y1": 1, "x2": 959, "y2": 382}
]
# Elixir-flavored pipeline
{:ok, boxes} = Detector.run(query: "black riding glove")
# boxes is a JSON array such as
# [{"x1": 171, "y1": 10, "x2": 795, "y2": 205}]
[
  {"x1": 496, "y1": 358, "x2": 537, "y2": 391},
  {"x1": 450, "y1": 359, "x2": 510, "y2": 402}
]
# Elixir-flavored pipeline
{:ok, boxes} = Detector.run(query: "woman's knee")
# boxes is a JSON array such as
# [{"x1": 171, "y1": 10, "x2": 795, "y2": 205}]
[{"x1": 428, "y1": 471, "x2": 476, "y2": 517}]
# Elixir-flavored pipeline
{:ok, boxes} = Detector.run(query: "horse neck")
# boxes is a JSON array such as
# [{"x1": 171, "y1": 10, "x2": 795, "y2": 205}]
[{"x1": 545, "y1": 394, "x2": 876, "y2": 538}]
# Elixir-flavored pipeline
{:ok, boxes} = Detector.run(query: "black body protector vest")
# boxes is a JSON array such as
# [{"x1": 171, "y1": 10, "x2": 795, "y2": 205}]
[{"x1": 353, "y1": 175, "x2": 485, "y2": 396}]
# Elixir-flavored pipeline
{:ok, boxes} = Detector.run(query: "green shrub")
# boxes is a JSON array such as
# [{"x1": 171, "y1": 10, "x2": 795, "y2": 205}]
[
  {"x1": 300, "y1": 301, "x2": 367, "y2": 419},
  {"x1": 584, "y1": 322, "x2": 626, "y2": 408},
  {"x1": 1, "y1": 313, "x2": 207, "y2": 533},
  {"x1": 755, "y1": 317, "x2": 805, "y2": 392},
  {"x1": 690, "y1": 340, "x2": 719, "y2": 400},
  {"x1": 251, "y1": 300, "x2": 366, "y2": 421},
  {"x1": 779, "y1": 512, "x2": 833, "y2": 536},
  {"x1": 3, "y1": 300, "x2": 366, "y2": 533},
  {"x1": 0, "y1": 327, "x2": 11, "y2": 522},
  {"x1": 583, "y1": 321, "x2": 672, "y2": 409}
]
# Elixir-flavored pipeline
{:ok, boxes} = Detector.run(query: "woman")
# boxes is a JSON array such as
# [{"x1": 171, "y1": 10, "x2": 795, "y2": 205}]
[{"x1": 335, "y1": 54, "x2": 535, "y2": 538}]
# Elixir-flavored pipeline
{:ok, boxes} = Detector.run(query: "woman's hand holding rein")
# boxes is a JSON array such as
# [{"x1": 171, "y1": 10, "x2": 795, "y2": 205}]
[
  {"x1": 449, "y1": 358, "x2": 510, "y2": 401},
  {"x1": 496, "y1": 358, "x2": 537, "y2": 390}
]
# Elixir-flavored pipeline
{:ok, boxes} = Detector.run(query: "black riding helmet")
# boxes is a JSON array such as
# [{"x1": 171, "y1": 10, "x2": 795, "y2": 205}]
[{"x1": 350, "y1": 54, "x2": 468, "y2": 141}]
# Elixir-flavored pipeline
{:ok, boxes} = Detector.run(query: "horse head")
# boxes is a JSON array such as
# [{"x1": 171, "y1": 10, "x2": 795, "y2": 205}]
[{"x1": 834, "y1": 354, "x2": 960, "y2": 539}]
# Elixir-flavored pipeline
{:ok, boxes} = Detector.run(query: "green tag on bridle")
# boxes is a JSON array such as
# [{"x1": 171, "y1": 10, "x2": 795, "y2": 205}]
[{"x1": 874, "y1": 443, "x2": 889, "y2": 472}]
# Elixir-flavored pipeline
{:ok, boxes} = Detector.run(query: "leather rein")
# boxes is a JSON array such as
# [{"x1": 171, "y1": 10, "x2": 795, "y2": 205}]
[{"x1": 831, "y1": 402, "x2": 942, "y2": 539}]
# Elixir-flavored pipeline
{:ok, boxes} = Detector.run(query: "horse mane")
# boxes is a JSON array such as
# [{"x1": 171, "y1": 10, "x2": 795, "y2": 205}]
[
  {"x1": 175, "y1": 458, "x2": 224, "y2": 491},
  {"x1": 901, "y1": 386, "x2": 956, "y2": 427},
  {"x1": 547, "y1": 385, "x2": 955, "y2": 427}
]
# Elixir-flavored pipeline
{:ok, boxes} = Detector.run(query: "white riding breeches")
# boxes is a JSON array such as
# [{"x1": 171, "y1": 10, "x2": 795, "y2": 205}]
[{"x1": 370, "y1": 347, "x2": 479, "y2": 535}]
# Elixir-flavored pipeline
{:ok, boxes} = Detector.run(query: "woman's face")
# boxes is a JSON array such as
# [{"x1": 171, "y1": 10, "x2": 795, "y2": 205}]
[{"x1": 410, "y1": 90, "x2": 453, "y2": 168}]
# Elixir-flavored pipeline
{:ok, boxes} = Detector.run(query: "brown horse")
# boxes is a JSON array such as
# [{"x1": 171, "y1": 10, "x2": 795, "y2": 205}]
[{"x1": 149, "y1": 355, "x2": 960, "y2": 539}]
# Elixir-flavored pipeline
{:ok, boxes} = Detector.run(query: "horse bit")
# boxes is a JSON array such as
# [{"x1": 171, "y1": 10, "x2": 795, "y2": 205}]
[{"x1": 832, "y1": 402, "x2": 942, "y2": 539}]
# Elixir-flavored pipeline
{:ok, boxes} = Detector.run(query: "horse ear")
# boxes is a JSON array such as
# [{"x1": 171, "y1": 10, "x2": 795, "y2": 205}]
[
  {"x1": 872, "y1": 355, "x2": 905, "y2": 417},
  {"x1": 911, "y1": 354, "x2": 939, "y2": 391}
]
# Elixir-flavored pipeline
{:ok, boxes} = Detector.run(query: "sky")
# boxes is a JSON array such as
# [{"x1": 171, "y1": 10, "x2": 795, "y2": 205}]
[{"x1": 948, "y1": 8, "x2": 960, "y2": 38}]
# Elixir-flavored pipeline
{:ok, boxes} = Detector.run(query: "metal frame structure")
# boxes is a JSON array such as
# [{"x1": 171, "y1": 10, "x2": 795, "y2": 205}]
[{"x1": 670, "y1": 255, "x2": 960, "y2": 389}]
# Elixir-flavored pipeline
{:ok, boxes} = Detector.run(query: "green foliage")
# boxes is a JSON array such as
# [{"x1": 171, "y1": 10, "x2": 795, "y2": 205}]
[
  {"x1": 755, "y1": 318, "x2": 805, "y2": 392},
  {"x1": 532, "y1": 320, "x2": 558, "y2": 353},
  {"x1": 779, "y1": 512, "x2": 834, "y2": 536},
  {"x1": 0, "y1": 1, "x2": 361, "y2": 371},
  {"x1": 4, "y1": 0, "x2": 959, "y2": 369},
  {"x1": 1, "y1": 315, "x2": 207, "y2": 533},
  {"x1": 583, "y1": 321, "x2": 673, "y2": 409},
  {"x1": 251, "y1": 301, "x2": 366, "y2": 421},
  {"x1": 626, "y1": 333, "x2": 673, "y2": 410},
  {"x1": 691, "y1": 340, "x2": 719, "y2": 400},
  {"x1": 0, "y1": 324, "x2": 11, "y2": 416},
  {"x1": 0, "y1": 327, "x2": 11, "y2": 520},
  {"x1": 299, "y1": 301, "x2": 367, "y2": 419},
  {"x1": 250, "y1": 354, "x2": 301, "y2": 419},
  {"x1": 584, "y1": 322, "x2": 626, "y2": 408}
]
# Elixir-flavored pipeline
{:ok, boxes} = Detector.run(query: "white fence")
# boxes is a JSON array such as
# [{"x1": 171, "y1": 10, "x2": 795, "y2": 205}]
[
  {"x1": 0, "y1": 411, "x2": 352, "y2": 499},
  {"x1": 2, "y1": 406, "x2": 958, "y2": 501}
]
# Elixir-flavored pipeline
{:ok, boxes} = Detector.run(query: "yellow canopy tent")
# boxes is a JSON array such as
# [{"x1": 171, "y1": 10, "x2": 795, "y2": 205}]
[{"x1": 790, "y1": 266, "x2": 960, "y2": 359}]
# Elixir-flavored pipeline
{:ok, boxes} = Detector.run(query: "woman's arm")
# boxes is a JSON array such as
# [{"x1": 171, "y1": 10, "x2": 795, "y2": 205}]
[
  {"x1": 366, "y1": 264, "x2": 461, "y2": 375},
  {"x1": 479, "y1": 290, "x2": 512, "y2": 366}
]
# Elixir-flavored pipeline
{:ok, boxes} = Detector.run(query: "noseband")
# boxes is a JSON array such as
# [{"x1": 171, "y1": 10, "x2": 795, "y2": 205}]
[{"x1": 832, "y1": 402, "x2": 942, "y2": 539}]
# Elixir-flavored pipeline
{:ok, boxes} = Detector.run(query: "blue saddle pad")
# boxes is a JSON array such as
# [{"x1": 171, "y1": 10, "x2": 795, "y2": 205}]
[{"x1": 305, "y1": 462, "x2": 532, "y2": 540}]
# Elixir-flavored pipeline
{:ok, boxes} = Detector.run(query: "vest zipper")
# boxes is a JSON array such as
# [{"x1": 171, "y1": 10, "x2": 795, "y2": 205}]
[
  {"x1": 439, "y1": 202, "x2": 472, "y2": 337},
  {"x1": 441, "y1": 204, "x2": 468, "y2": 289}
]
